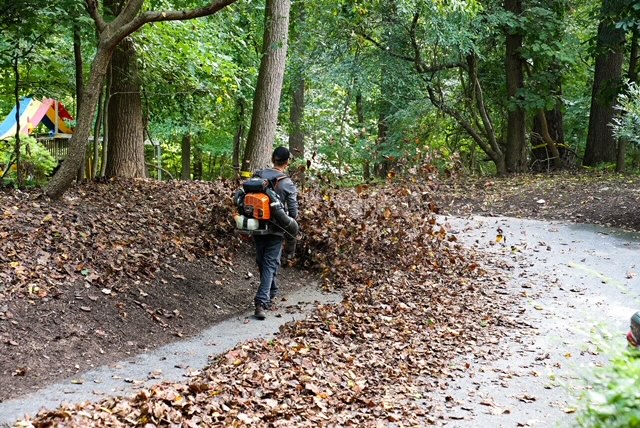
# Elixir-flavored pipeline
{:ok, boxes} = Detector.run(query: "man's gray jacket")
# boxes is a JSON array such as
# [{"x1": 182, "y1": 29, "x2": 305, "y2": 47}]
[{"x1": 254, "y1": 168, "x2": 298, "y2": 219}]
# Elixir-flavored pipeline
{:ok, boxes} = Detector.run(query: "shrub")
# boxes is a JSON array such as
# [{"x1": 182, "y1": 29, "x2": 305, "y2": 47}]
[
  {"x1": 611, "y1": 82, "x2": 640, "y2": 149},
  {"x1": 0, "y1": 136, "x2": 58, "y2": 182},
  {"x1": 577, "y1": 350, "x2": 640, "y2": 427}
]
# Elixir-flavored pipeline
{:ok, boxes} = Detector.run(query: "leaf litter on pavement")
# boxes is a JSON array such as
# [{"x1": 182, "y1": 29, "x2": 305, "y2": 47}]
[{"x1": 5, "y1": 176, "x2": 522, "y2": 426}]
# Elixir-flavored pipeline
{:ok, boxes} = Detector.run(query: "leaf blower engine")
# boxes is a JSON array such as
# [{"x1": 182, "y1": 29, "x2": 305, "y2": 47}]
[{"x1": 233, "y1": 178, "x2": 298, "y2": 237}]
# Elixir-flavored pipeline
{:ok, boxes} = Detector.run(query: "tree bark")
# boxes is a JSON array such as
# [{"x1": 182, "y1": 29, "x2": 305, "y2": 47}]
[
  {"x1": 530, "y1": 63, "x2": 567, "y2": 171},
  {"x1": 46, "y1": 47, "x2": 112, "y2": 198},
  {"x1": 374, "y1": 0, "x2": 397, "y2": 179},
  {"x1": 288, "y1": 75, "x2": 305, "y2": 160},
  {"x1": 287, "y1": 0, "x2": 305, "y2": 161},
  {"x1": 74, "y1": 23, "x2": 86, "y2": 182},
  {"x1": 355, "y1": 88, "x2": 370, "y2": 181},
  {"x1": 92, "y1": 84, "x2": 104, "y2": 179},
  {"x1": 242, "y1": 0, "x2": 291, "y2": 172},
  {"x1": 584, "y1": 0, "x2": 626, "y2": 167},
  {"x1": 181, "y1": 133, "x2": 191, "y2": 180},
  {"x1": 12, "y1": 52, "x2": 22, "y2": 186},
  {"x1": 535, "y1": 109, "x2": 562, "y2": 169},
  {"x1": 375, "y1": 109, "x2": 390, "y2": 178},
  {"x1": 532, "y1": 105, "x2": 566, "y2": 170},
  {"x1": 232, "y1": 97, "x2": 246, "y2": 177},
  {"x1": 104, "y1": 27, "x2": 146, "y2": 178},
  {"x1": 504, "y1": 0, "x2": 527, "y2": 173},
  {"x1": 74, "y1": 23, "x2": 84, "y2": 113},
  {"x1": 100, "y1": 65, "x2": 111, "y2": 178},
  {"x1": 193, "y1": 144, "x2": 203, "y2": 180}
]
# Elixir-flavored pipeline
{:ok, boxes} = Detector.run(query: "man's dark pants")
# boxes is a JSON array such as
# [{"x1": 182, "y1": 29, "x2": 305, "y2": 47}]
[{"x1": 254, "y1": 234, "x2": 283, "y2": 308}]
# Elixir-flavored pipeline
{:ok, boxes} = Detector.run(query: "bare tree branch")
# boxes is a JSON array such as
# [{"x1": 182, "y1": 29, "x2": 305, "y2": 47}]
[
  {"x1": 107, "y1": 0, "x2": 239, "y2": 47},
  {"x1": 84, "y1": 0, "x2": 106, "y2": 31},
  {"x1": 118, "y1": 0, "x2": 145, "y2": 22},
  {"x1": 409, "y1": 11, "x2": 425, "y2": 73},
  {"x1": 357, "y1": 21, "x2": 463, "y2": 73},
  {"x1": 356, "y1": 30, "x2": 416, "y2": 62},
  {"x1": 466, "y1": 54, "x2": 500, "y2": 154}
]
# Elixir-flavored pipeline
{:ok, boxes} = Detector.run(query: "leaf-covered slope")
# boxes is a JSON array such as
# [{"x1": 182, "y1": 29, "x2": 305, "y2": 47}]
[
  {"x1": 433, "y1": 172, "x2": 640, "y2": 232},
  {"x1": 21, "y1": 178, "x2": 514, "y2": 427},
  {"x1": 0, "y1": 179, "x2": 237, "y2": 302}
]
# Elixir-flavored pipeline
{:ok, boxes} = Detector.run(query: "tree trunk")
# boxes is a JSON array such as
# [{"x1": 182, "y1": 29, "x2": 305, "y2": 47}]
[
  {"x1": 12, "y1": 52, "x2": 22, "y2": 186},
  {"x1": 584, "y1": 0, "x2": 626, "y2": 167},
  {"x1": 232, "y1": 97, "x2": 246, "y2": 177},
  {"x1": 504, "y1": 0, "x2": 527, "y2": 173},
  {"x1": 100, "y1": 65, "x2": 111, "y2": 178},
  {"x1": 46, "y1": 47, "x2": 112, "y2": 198},
  {"x1": 181, "y1": 133, "x2": 192, "y2": 180},
  {"x1": 44, "y1": 0, "x2": 240, "y2": 198},
  {"x1": 288, "y1": 75, "x2": 305, "y2": 160},
  {"x1": 212, "y1": 154, "x2": 219, "y2": 178},
  {"x1": 424, "y1": 55, "x2": 506, "y2": 175},
  {"x1": 535, "y1": 110, "x2": 562, "y2": 169},
  {"x1": 74, "y1": 23, "x2": 84, "y2": 114},
  {"x1": 193, "y1": 145, "x2": 203, "y2": 180},
  {"x1": 532, "y1": 107, "x2": 565, "y2": 170},
  {"x1": 92, "y1": 85, "x2": 104, "y2": 179},
  {"x1": 287, "y1": 0, "x2": 305, "y2": 161},
  {"x1": 375, "y1": 110, "x2": 390, "y2": 178},
  {"x1": 356, "y1": 88, "x2": 370, "y2": 181},
  {"x1": 531, "y1": 67, "x2": 567, "y2": 171},
  {"x1": 102, "y1": 0, "x2": 147, "y2": 179},
  {"x1": 242, "y1": 0, "x2": 291, "y2": 172},
  {"x1": 74, "y1": 24, "x2": 86, "y2": 182},
  {"x1": 104, "y1": 36, "x2": 146, "y2": 178},
  {"x1": 617, "y1": 28, "x2": 639, "y2": 172},
  {"x1": 374, "y1": 0, "x2": 397, "y2": 179}
]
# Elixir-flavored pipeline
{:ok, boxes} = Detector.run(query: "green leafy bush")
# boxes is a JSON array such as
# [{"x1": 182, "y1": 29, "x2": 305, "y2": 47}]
[
  {"x1": 0, "y1": 137, "x2": 58, "y2": 182},
  {"x1": 577, "y1": 350, "x2": 640, "y2": 428},
  {"x1": 611, "y1": 82, "x2": 640, "y2": 148}
]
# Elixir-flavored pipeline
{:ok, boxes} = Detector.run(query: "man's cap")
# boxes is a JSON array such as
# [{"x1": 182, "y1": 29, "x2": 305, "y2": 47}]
[{"x1": 272, "y1": 146, "x2": 291, "y2": 162}]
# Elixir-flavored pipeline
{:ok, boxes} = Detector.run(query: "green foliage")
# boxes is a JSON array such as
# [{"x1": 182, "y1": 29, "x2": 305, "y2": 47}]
[
  {"x1": 0, "y1": 137, "x2": 57, "y2": 179},
  {"x1": 136, "y1": 5, "x2": 260, "y2": 178},
  {"x1": 0, "y1": 0, "x2": 630, "y2": 181},
  {"x1": 577, "y1": 349, "x2": 640, "y2": 428},
  {"x1": 611, "y1": 82, "x2": 640, "y2": 148},
  {"x1": 298, "y1": 0, "x2": 488, "y2": 178},
  {"x1": 0, "y1": 0, "x2": 84, "y2": 103}
]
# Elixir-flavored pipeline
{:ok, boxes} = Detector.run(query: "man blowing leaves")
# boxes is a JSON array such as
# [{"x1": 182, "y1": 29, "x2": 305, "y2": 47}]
[{"x1": 252, "y1": 147, "x2": 298, "y2": 320}]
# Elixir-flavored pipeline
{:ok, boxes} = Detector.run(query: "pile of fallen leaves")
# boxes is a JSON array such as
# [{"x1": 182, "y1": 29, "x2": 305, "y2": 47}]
[
  {"x1": 22, "y1": 176, "x2": 515, "y2": 427},
  {"x1": 0, "y1": 178, "x2": 240, "y2": 302},
  {"x1": 433, "y1": 172, "x2": 640, "y2": 232}
]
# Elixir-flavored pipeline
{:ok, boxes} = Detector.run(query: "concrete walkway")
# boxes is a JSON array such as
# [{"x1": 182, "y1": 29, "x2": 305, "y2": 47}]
[
  {"x1": 0, "y1": 284, "x2": 341, "y2": 427},
  {"x1": 430, "y1": 216, "x2": 640, "y2": 427}
]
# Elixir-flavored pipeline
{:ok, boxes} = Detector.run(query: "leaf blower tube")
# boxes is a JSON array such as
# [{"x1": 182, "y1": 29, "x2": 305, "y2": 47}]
[{"x1": 265, "y1": 188, "x2": 299, "y2": 238}]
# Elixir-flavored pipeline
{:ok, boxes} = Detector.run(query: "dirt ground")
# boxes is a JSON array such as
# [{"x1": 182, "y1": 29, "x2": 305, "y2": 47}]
[
  {"x1": 1, "y1": 171, "x2": 638, "y2": 405},
  {"x1": 432, "y1": 172, "x2": 640, "y2": 232}
]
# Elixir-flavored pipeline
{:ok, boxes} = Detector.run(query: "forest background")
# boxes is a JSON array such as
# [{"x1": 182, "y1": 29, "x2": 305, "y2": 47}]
[{"x1": 2, "y1": 0, "x2": 640, "y2": 192}]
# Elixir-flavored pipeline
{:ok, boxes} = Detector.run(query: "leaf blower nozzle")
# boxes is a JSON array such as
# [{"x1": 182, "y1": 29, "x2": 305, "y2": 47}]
[{"x1": 265, "y1": 189, "x2": 298, "y2": 238}]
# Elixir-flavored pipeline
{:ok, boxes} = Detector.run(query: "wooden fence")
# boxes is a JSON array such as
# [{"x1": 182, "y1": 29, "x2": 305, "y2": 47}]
[{"x1": 39, "y1": 138, "x2": 69, "y2": 160}]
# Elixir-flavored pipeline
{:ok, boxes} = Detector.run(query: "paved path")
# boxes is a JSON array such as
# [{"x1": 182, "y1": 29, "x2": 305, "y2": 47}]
[
  {"x1": 0, "y1": 284, "x2": 341, "y2": 427},
  {"x1": 430, "y1": 216, "x2": 640, "y2": 427}
]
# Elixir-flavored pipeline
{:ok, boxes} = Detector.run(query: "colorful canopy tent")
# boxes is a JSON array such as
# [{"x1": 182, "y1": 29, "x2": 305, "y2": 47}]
[{"x1": 0, "y1": 98, "x2": 74, "y2": 140}]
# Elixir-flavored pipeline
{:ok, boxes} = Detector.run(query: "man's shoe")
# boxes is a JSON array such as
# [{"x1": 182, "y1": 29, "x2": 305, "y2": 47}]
[{"x1": 254, "y1": 305, "x2": 266, "y2": 320}]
